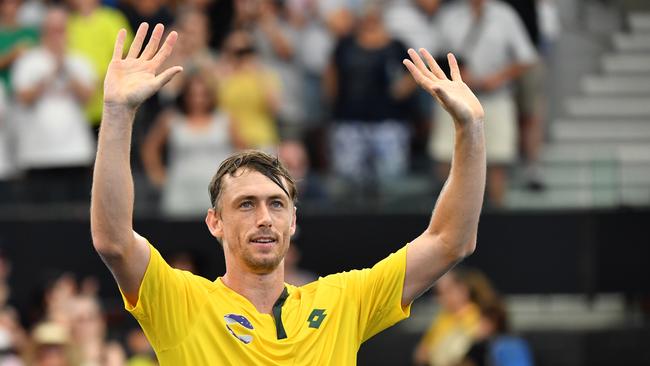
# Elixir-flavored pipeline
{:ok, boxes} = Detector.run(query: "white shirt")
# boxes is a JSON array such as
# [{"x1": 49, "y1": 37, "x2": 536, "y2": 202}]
[
  {"x1": 384, "y1": 0, "x2": 442, "y2": 53},
  {"x1": 12, "y1": 47, "x2": 96, "y2": 169},
  {"x1": 438, "y1": 0, "x2": 537, "y2": 93}
]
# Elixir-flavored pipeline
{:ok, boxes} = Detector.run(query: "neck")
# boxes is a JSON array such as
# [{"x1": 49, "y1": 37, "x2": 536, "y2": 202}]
[{"x1": 222, "y1": 264, "x2": 285, "y2": 314}]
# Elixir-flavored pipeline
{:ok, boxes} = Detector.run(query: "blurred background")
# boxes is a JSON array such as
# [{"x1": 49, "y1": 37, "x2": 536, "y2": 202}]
[{"x1": 0, "y1": 0, "x2": 649, "y2": 364}]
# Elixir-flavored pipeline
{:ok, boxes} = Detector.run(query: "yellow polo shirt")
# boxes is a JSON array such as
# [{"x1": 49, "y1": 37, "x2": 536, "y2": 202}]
[{"x1": 121, "y1": 242, "x2": 411, "y2": 365}]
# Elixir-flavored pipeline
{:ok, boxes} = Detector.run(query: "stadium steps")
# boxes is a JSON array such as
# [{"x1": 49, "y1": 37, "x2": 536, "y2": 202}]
[
  {"x1": 612, "y1": 33, "x2": 650, "y2": 52},
  {"x1": 581, "y1": 75, "x2": 650, "y2": 95},
  {"x1": 602, "y1": 53, "x2": 650, "y2": 73},
  {"x1": 629, "y1": 12, "x2": 650, "y2": 32}
]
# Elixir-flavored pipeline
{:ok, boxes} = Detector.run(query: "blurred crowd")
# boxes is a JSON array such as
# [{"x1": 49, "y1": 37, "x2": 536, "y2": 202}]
[{"x1": 0, "y1": 0, "x2": 562, "y2": 217}]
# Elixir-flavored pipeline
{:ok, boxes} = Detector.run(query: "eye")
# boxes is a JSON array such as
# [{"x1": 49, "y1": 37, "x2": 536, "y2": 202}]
[
  {"x1": 270, "y1": 200, "x2": 284, "y2": 209},
  {"x1": 239, "y1": 200, "x2": 253, "y2": 209}
]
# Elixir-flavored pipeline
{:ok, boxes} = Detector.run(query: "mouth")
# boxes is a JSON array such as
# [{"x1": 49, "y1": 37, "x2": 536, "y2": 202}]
[{"x1": 249, "y1": 236, "x2": 277, "y2": 246}]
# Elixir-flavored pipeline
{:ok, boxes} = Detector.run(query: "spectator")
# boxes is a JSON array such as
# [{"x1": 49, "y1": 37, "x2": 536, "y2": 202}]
[
  {"x1": 430, "y1": 0, "x2": 537, "y2": 207},
  {"x1": 117, "y1": 0, "x2": 173, "y2": 45},
  {"x1": 158, "y1": 9, "x2": 217, "y2": 105},
  {"x1": 12, "y1": 6, "x2": 96, "y2": 203},
  {"x1": 414, "y1": 268, "x2": 497, "y2": 366},
  {"x1": 0, "y1": 0, "x2": 38, "y2": 94},
  {"x1": 141, "y1": 73, "x2": 237, "y2": 218},
  {"x1": 214, "y1": 29, "x2": 281, "y2": 151},
  {"x1": 68, "y1": 296, "x2": 110, "y2": 365},
  {"x1": 181, "y1": 0, "x2": 235, "y2": 51},
  {"x1": 29, "y1": 321, "x2": 72, "y2": 366},
  {"x1": 278, "y1": 139, "x2": 326, "y2": 201},
  {"x1": 459, "y1": 302, "x2": 534, "y2": 366},
  {"x1": 253, "y1": 0, "x2": 305, "y2": 140},
  {"x1": 0, "y1": 307, "x2": 27, "y2": 365},
  {"x1": 125, "y1": 328, "x2": 155, "y2": 366},
  {"x1": 502, "y1": 0, "x2": 547, "y2": 191},
  {"x1": 67, "y1": 0, "x2": 133, "y2": 128},
  {"x1": 325, "y1": 3, "x2": 416, "y2": 192}
]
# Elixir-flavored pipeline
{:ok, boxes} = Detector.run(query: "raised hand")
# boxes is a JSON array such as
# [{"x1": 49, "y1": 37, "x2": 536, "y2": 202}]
[
  {"x1": 403, "y1": 48, "x2": 484, "y2": 126},
  {"x1": 104, "y1": 23, "x2": 183, "y2": 109}
]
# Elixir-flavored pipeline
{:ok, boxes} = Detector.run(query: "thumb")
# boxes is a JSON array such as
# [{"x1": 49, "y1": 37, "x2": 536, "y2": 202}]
[{"x1": 154, "y1": 66, "x2": 183, "y2": 89}]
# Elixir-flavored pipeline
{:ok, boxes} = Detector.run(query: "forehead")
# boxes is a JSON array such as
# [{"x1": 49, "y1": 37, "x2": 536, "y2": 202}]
[{"x1": 220, "y1": 168, "x2": 289, "y2": 202}]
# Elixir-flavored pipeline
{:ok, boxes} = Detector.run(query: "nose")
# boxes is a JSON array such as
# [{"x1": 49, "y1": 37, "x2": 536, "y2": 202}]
[{"x1": 255, "y1": 204, "x2": 272, "y2": 228}]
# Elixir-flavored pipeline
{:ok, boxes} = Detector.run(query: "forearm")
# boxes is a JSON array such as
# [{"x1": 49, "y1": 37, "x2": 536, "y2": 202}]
[
  {"x1": 428, "y1": 120, "x2": 486, "y2": 255},
  {"x1": 90, "y1": 105, "x2": 137, "y2": 256},
  {"x1": 68, "y1": 77, "x2": 94, "y2": 104}
]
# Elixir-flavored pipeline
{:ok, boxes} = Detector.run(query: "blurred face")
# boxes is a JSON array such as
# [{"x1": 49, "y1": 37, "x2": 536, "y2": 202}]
[
  {"x1": 185, "y1": 77, "x2": 213, "y2": 114},
  {"x1": 36, "y1": 345, "x2": 68, "y2": 366},
  {"x1": 435, "y1": 273, "x2": 470, "y2": 312},
  {"x1": 0, "y1": 0, "x2": 20, "y2": 21},
  {"x1": 415, "y1": 0, "x2": 440, "y2": 16},
  {"x1": 207, "y1": 169, "x2": 296, "y2": 274},
  {"x1": 179, "y1": 12, "x2": 208, "y2": 51},
  {"x1": 69, "y1": 0, "x2": 99, "y2": 14},
  {"x1": 70, "y1": 298, "x2": 105, "y2": 341},
  {"x1": 42, "y1": 9, "x2": 68, "y2": 54}
]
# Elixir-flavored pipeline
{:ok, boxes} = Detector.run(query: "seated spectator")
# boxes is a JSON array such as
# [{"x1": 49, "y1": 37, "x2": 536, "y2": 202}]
[
  {"x1": 12, "y1": 6, "x2": 96, "y2": 203},
  {"x1": 125, "y1": 328, "x2": 156, "y2": 366},
  {"x1": 215, "y1": 29, "x2": 281, "y2": 151},
  {"x1": 430, "y1": 0, "x2": 537, "y2": 207},
  {"x1": 325, "y1": 3, "x2": 416, "y2": 193},
  {"x1": 459, "y1": 302, "x2": 534, "y2": 366},
  {"x1": 67, "y1": 0, "x2": 133, "y2": 128},
  {"x1": 414, "y1": 268, "x2": 497, "y2": 366},
  {"x1": 141, "y1": 73, "x2": 237, "y2": 218}
]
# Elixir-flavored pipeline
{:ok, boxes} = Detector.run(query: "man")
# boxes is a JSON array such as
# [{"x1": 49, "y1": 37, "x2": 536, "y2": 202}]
[{"x1": 91, "y1": 23, "x2": 486, "y2": 364}]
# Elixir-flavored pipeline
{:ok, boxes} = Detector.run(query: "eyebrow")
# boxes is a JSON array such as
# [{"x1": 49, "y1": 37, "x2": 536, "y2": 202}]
[{"x1": 232, "y1": 194, "x2": 289, "y2": 203}]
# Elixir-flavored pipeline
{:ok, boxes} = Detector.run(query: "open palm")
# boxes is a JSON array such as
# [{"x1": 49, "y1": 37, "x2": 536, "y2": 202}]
[
  {"x1": 403, "y1": 49, "x2": 484, "y2": 125},
  {"x1": 104, "y1": 23, "x2": 182, "y2": 108}
]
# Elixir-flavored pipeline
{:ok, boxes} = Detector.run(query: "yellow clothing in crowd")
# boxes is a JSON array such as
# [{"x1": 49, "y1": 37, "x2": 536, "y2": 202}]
[
  {"x1": 217, "y1": 69, "x2": 280, "y2": 149},
  {"x1": 67, "y1": 7, "x2": 132, "y2": 124},
  {"x1": 420, "y1": 303, "x2": 481, "y2": 366},
  {"x1": 121, "y1": 241, "x2": 411, "y2": 365}
]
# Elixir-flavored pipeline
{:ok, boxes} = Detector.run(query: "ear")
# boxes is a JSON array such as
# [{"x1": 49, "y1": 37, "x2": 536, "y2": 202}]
[
  {"x1": 205, "y1": 208, "x2": 224, "y2": 240},
  {"x1": 290, "y1": 206, "x2": 297, "y2": 237}
]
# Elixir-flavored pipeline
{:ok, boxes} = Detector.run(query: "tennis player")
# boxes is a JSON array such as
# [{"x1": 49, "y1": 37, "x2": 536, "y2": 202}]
[{"x1": 91, "y1": 23, "x2": 485, "y2": 365}]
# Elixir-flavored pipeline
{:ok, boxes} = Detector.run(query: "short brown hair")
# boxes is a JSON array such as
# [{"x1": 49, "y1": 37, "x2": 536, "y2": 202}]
[{"x1": 209, "y1": 150, "x2": 297, "y2": 209}]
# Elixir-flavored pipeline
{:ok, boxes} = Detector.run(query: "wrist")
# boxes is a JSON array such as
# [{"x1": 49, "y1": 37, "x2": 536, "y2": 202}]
[{"x1": 102, "y1": 102, "x2": 137, "y2": 120}]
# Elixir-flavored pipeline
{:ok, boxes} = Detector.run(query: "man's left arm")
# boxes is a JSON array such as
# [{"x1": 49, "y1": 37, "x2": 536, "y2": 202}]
[{"x1": 401, "y1": 49, "x2": 486, "y2": 307}]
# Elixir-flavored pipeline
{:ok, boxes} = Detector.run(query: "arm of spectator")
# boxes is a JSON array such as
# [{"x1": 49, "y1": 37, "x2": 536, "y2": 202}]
[
  {"x1": 469, "y1": 62, "x2": 532, "y2": 92},
  {"x1": 0, "y1": 42, "x2": 30, "y2": 70},
  {"x1": 401, "y1": 49, "x2": 485, "y2": 307},
  {"x1": 259, "y1": 3, "x2": 294, "y2": 60},
  {"x1": 323, "y1": 62, "x2": 338, "y2": 104},
  {"x1": 15, "y1": 78, "x2": 51, "y2": 105},
  {"x1": 91, "y1": 23, "x2": 182, "y2": 306},
  {"x1": 140, "y1": 110, "x2": 172, "y2": 188},
  {"x1": 67, "y1": 73, "x2": 95, "y2": 104},
  {"x1": 228, "y1": 116, "x2": 247, "y2": 150},
  {"x1": 391, "y1": 73, "x2": 418, "y2": 100}
]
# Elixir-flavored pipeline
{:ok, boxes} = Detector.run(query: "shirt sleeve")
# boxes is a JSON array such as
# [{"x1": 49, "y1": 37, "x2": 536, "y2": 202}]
[
  {"x1": 119, "y1": 242, "x2": 211, "y2": 352},
  {"x1": 506, "y1": 8, "x2": 538, "y2": 65},
  {"x1": 330, "y1": 245, "x2": 412, "y2": 344}
]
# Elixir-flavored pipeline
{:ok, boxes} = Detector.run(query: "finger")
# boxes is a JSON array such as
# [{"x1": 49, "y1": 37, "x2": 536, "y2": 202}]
[
  {"x1": 155, "y1": 66, "x2": 183, "y2": 89},
  {"x1": 419, "y1": 48, "x2": 447, "y2": 81},
  {"x1": 407, "y1": 48, "x2": 431, "y2": 79},
  {"x1": 112, "y1": 29, "x2": 127, "y2": 61},
  {"x1": 448, "y1": 53, "x2": 462, "y2": 82},
  {"x1": 151, "y1": 31, "x2": 179, "y2": 68},
  {"x1": 141, "y1": 23, "x2": 164, "y2": 60},
  {"x1": 127, "y1": 23, "x2": 149, "y2": 59}
]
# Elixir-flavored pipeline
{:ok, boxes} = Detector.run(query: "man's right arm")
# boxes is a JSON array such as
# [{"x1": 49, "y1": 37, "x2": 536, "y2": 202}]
[{"x1": 90, "y1": 23, "x2": 182, "y2": 306}]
